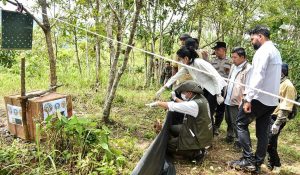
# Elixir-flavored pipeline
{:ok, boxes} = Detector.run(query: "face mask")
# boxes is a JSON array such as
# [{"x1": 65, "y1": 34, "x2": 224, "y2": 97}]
[{"x1": 181, "y1": 93, "x2": 188, "y2": 101}]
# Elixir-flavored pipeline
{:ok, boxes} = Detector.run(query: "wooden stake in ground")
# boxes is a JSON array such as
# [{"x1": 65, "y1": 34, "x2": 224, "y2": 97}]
[{"x1": 20, "y1": 57, "x2": 29, "y2": 140}]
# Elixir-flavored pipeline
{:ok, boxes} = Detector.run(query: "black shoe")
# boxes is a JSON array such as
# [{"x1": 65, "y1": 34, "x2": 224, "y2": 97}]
[
  {"x1": 267, "y1": 162, "x2": 274, "y2": 171},
  {"x1": 252, "y1": 165, "x2": 261, "y2": 174},
  {"x1": 191, "y1": 149, "x2": 205, "y2": 164},
  {"x1": 228, "y1": 157, "x2": 244, "y2": 168},
  {"x1": 233, "y1": 158, "x2": 256, "y2": 172}
]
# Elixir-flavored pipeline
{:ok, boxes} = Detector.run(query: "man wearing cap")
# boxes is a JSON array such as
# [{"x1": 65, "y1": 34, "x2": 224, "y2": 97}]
[
  {"x1": 147, "y1": 80, "x2": 213, "y2": 162},
  {"x1": 211, "y1": 41, "x2": 232, "y2": 136},
  {"x1": 267, "y1": 63, "x2": 297, "y2": 173},
  {"x1": 172, "y1": 34, "x2": 192, "y2": 75}
]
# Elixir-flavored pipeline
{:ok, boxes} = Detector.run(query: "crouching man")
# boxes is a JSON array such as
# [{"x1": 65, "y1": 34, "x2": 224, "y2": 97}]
[{"x1": 146, "y1": 80, "x2": 213, "y2": 163}]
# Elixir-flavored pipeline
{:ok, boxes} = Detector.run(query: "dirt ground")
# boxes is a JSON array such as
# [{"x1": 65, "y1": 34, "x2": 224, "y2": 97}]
[{"x1": 1, "y1": 98, "x2": 299, "y2": 175}]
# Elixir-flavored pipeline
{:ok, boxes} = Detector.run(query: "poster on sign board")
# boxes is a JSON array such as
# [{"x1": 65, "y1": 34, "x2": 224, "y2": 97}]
[
  {"x1": 7, "y1": 104, "x2": 23, "y2": 125},
  {"x1": 43, "y1": 98, "x2": 67, "y2": 120}
]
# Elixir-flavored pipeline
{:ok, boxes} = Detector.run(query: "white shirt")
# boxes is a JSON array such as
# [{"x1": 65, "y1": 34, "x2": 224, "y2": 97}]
[
  {"x1": 224, "y1": 61, "x2": 247, "y2": 105},
  {"x1": 167, "y1": 101, "x2": 199, "y2": 118},
  {"x1": 165, "y1": 59, "x2": 227, "y2": 95},
  {"x1": 244, "y1": 41, "x2": 282, "y2": 106}
]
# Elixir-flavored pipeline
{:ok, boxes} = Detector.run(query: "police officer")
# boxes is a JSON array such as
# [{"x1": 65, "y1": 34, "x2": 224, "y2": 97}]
[
  {"x1": 211, "y1": 41, "x2": 232, "y2": 135},
  {"x1": 147, "y1": 80, "x2": 213, "y2": 162}
]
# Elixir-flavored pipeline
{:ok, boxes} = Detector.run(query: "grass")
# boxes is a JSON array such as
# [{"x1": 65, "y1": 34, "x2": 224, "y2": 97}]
[{"x1": 1, "y1": 56, "x2": 300, "y2": 174}]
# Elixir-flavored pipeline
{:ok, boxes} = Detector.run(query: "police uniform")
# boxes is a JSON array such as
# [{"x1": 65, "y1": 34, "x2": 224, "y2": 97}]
[{"x1": 211, "y1": 57, "x2": 232, "y2": 78}]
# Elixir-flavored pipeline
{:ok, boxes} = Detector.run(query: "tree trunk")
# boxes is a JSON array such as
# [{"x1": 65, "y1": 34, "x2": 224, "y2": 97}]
[
  {"x1": 104, "y1": 11, "x2": 123, "y2": 101},
  {"x1": 95, "y1": 0, "x2": 101, "y2": 86},
  {"x1": 145, "y1": 0, "x2": 158, "y2": 87},
  {"x1": 95, "y1": 37, "x2": 101, "y2": 85},
  {"x1": 146, "y1": 39, "x2": 155, "y2": 87},
  {"x1": 107, "y1": 13, "x2": 115, "y2": 68},
  {"x1": 143, "y1": 41, "x2": 148, "y2": 86},
  {"x1": 102, "y1": 0, "x2": 143, "y2": 123},
  {"x1": 158, "y1": 17, "x2": 164, "y2": 85},
  {"x1": 197, "y1": 16, "x2": 203, "y2": 44},
  {"x1": 39, "y1": 0, "x2": 57, "y2": 88},
  {"x1": 85, "y1": 30, "x2": 90, "y2": 75},
  {"x1": 73, "y1": 27, "x2": 82, "y2": 75}
]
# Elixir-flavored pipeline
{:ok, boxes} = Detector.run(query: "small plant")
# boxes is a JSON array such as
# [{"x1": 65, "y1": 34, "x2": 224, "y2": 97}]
[{"x1": 0, "y1": 114, "x2": 126, "y2": 174}]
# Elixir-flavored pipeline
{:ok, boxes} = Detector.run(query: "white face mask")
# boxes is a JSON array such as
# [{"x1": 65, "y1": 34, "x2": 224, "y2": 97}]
[{"x1": 181, "y1": 93, "x2": 188, "y2": 101}]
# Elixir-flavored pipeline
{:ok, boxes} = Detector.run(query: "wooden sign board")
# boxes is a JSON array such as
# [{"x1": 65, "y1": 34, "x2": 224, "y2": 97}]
[
  {"x1": 4, "y1": 92, "x2": 72, "y2": 140},
  {"x1": 1, "y1": 10, "x2": 33, "y2": 49}
]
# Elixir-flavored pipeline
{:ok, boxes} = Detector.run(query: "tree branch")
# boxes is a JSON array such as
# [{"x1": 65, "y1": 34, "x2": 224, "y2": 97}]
[
  {"x1": 19, "y1": 85, "x2": 63, "y2": 99},
  {"x1": 108, "y1": 2, "x2": 122, "y2": 25},
  {"x1": 6, "y1": 0, "x2": 46, "y2": 31}
]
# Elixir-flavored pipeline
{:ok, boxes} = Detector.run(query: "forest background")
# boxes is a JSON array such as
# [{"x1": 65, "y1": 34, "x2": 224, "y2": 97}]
[{"x1": 0, "y1": 0, "x2": 300, "y2": 174}]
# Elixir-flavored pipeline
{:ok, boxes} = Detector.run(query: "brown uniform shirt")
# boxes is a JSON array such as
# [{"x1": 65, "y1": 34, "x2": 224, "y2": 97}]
[{"x1": 211, "y1": 57, "x2": 232, "y2": 78}]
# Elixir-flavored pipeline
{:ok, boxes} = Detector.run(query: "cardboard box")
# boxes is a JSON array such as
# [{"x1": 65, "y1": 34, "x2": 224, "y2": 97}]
[{"x1": 4, "y1": 92, "x2": 72, "y2": 140}]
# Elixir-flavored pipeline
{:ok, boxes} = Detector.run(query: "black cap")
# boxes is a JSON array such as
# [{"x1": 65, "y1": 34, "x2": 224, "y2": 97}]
[
  {"x1": 212, "y1": 41, "x2": 227, "y2": 49},
  {"x1": 179, "y1": 33, "x2": 192, "y2": 41},
  {"x1": 282, "y1": 63, "x2": 288, "y2": 76},
  {"x1": 185, "y1": 38, "x2": 199, "y2": 50}
]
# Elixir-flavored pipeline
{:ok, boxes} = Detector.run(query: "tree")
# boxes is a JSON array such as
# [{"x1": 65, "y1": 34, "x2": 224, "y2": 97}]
[
  {"x1": 140, "y1": 0, "x2": 190, "y2": 87},
  {"x1": 6, "y1": 0, "x2": 57, "y2": 88},
  {"x1": 102, "y1": 0, "x2": 143, "y2": 123}
]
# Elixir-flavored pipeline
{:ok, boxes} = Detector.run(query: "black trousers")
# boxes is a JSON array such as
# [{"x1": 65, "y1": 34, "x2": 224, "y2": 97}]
[
  {"x1": 236, "y1": 100, "x2": 276, "y2": 165},
  {"x1": 267, "y1": 116, "x2": 286, "y2": 167},
  {"x1": 214, "y1": 89, "x2": 225, "y2": 129},
  {"x1": 203, "y1": 89, "x2": 217, "y2": 126}
]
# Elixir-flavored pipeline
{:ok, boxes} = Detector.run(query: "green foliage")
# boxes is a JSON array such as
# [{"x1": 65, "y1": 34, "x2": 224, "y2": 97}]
[
  {"x1": 0, "y1": 115, "x2": 126, "y2": 174},
  {"x1": 285, "y1": 114, "x2": 300, "y2": 133},
  {"x1": 0, "y1": 140, "x2": 32, "y2": 174},
  {"x1": 0, "y1": 50, "x2": 17, "y2": 68}
]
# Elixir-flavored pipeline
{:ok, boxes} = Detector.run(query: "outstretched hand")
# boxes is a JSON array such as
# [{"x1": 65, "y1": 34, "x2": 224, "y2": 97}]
[{"x1": 145, "y1": 101, "x2": 159, "y2": 108}]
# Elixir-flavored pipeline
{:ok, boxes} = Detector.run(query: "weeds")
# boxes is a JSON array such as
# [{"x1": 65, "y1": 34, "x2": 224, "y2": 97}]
[{"x1": 0, "y1": 114, "x2": 126, "y2": 174}]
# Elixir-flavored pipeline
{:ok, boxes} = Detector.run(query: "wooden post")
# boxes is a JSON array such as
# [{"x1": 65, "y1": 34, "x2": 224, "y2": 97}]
[{"x1": 20, "y1": 57, "x2": 29, "y2": 140}]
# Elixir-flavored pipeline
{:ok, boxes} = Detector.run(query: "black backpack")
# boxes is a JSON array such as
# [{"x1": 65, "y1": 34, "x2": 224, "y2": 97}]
[
  {"x1": 288, "y1": 105, "x2": 298, "y2": 120},
  {"x1": 288, "y1": 95, "x2": 300, "y2": 120}
]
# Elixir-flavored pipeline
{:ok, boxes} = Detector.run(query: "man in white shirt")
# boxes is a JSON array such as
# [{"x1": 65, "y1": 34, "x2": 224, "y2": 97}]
[
  {"x1": 224, "y1": 47, "x2": 251, "y2": 147},
  {"x1": 229, "y1": 26, "x2": 282, "y2": 174}
]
